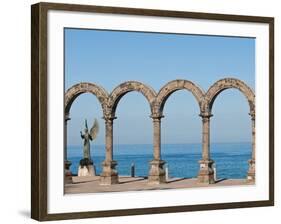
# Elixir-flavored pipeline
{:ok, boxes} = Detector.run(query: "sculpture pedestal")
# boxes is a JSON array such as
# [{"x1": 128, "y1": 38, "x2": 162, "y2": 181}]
[
  {"x1": 100, "y1": 160, "x2": 119, "y2": 185},
  {"x1": 198, "y1": 159, "x2": 215, "y2": 184},
  {"x1": 77, "y1": 158, "x2": 96, "y2": 177},
  {"x1": 78, "y1": 164, "x2": 96, "y2": 177},
  {"x1": 247, "y1": 159, "x2": 255, "y2": 182},
  {"x1": 148, "y1": 160, "x2": 166, "y2": 184}
]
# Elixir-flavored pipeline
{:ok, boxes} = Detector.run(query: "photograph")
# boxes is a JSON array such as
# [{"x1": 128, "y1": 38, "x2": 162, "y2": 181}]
[{"x1": 64, "y1": 28, "x2": 256, "y2": 194}]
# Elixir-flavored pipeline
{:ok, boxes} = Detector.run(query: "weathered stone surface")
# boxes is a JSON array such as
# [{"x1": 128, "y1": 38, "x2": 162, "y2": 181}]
[
  {"x1": 100, "y1": 160, "x2": 119, "y2": 185},
  {"x1": 200, "y1": 112, "x2": 212, "y2": 160},
  {"x1": 148, "y1": 160, "x2": 166, "y2": 184},
  {"x1": 65, "y1": 82, "x2": 109, "y2": 115},
  {"x1": 100, "y1": 116, "x2": 119, "y2": 185},
  {"x1": 150, "y1": 113, "x2": 164, "y2": 160},
  {"x1": 196, "y1": 112, "x2": 215, "y2": 184},
  {"x1": 248, "y1": 112, "x2": 255, "y2": 181},
  {"x1": 247, "y1": 159, "x2": 255, "y2": 181},
  {"x1": 64, "y1": 160, "x2": 72, "y2": 184},
  {"x1": 64, "y1": 115, "x2": 72, "y2": 178},
  {"x1": 198, "y1": 159, "x2": 215, "y2": 184},
  {"x1": 64, "y1": 167, "x2": 73, "y2": 184},
  {"x1": 108, "y1": 81, "x2": 157, "y2": 117},
  {"x1": 148, "y1": 114, "x2": 166, "y2": 183},
  {"x1": 156, "y1": 79, "x2": 205, "y2": 114},
  {"x1": 202, "y1": 78, "x2": 255, "y2": 114},
  {"x1": 65, "y1": 78, "x2": 256, "y2": 185},
  {"x1": 198, "y1": 78, "x2": 255, "y2": 184}
]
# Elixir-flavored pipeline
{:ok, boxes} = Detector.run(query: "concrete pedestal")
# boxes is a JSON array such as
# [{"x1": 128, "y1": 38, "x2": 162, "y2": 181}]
[
  {"x1": 78, "y1": 164, "x2": 96, "y2": 177},
  {"x1": 148, "y1": 160, "x2": 166, "y2": 184},
  {"x1": 198, "y1": 159, "x2": 215, "y2": 184}
]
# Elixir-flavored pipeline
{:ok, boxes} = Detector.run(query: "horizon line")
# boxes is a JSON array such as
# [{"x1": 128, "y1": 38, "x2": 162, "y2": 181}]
[{"x1": 68, "y1": 141, "x2": 251, "y2": 148}]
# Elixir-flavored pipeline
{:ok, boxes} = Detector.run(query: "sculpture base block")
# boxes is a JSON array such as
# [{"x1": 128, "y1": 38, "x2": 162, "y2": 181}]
[
  {"x1": 148, "y1": 160, "x2": 166, "y2": 184},
  {"x1": 198, "y1": 160, "x2": 215, "y2": 184},
  {"x1": 78, "y1": 165, "x2": 96, "y2": 177},
  {"x1": 100, "y1": 160, "x2": 119, "y2": 185}
]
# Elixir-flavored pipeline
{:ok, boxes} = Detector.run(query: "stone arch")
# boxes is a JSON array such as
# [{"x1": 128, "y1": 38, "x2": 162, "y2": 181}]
[
  {"x1": 203, "y1": 78, "x2": 255, "y2": 114},
  {"x1": 109, "y1": 81, "x2": 157, "y2": 116},
  {"x1": 197, "y1": 78, "x2": 255, "y2": 183},
  {"x1": 156, "y1": 79, "x2": 205, "y2": 114},
  {"x1": 65, "y1": 82, "x2": 109, "y2": 115}
]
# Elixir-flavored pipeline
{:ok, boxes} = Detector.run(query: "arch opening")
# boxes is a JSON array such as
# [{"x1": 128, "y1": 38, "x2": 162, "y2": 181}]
[
  {"x1": 66, "y1": 93, "x2": 106, "y2": 176},
  {"x1": 161, "y1": 90, "x2": 201, "y2": 179},
  {"x1": 210, "y1": 89, "x2": 252, "y2": 180},
  {"x1": 113, "y1": 92, "x2": 153, "y2": 177}
]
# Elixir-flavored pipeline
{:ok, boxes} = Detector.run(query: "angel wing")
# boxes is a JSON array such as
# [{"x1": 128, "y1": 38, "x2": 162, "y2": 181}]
[{"x1": 90, "y1": 118, "x2": 99, "y2": 140}]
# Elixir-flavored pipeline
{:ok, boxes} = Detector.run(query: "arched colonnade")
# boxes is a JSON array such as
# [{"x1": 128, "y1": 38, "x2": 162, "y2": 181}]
[{"x1": 65, "y1": 78, "x2": 255, "y2": 185}]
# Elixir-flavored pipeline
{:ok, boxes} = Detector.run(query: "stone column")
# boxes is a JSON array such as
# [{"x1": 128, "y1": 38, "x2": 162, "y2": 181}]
[
  {"x1": 100, "y1": 115, "x2": 119, "y2": 185},
  {"x1": 247, "y1": 112, "x2": 255, "y2": 181},
  {"x1": 198, "y1": 112, "x2": 215, "y2": 184},
  {"x1": 64, "y1": 113, "x2": 72, "y2": 184},
  {"x1": 148, "y1": 114, "x2": 166, "y2": 184}
]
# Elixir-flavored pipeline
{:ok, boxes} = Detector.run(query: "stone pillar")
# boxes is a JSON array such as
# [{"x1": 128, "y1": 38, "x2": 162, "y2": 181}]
[
  {"x1": 247, "y1": 112, "x2": 255, "y2": 181},
  {"x1": 148, "y1": 114, "x2": 166, "y2": 184},
  {"x1": 64, "y1": 113, "x2": 72, "y2": 184},
  {"x1": 100, "y1": 115, "x2": 119, "y2": 185},
  {"x1": 198, "y1": 112, "x2": 215, "y2": 184}
]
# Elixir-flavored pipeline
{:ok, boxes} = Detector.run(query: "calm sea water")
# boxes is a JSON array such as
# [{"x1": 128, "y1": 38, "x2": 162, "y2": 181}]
[{"x1": 67, "y1": 143, "x2": 251, "y2": 179}]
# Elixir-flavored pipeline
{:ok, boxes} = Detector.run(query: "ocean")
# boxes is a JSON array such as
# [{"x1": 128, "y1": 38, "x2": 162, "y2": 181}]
[{"x1": 67, "y1": 142, "x2": 251, "y2": 179}]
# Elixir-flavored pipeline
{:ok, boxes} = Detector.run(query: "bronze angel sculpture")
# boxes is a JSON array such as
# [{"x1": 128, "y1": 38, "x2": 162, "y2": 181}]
[{"x1": 80, "y1": 119, "x2": 99, "y2": 161}]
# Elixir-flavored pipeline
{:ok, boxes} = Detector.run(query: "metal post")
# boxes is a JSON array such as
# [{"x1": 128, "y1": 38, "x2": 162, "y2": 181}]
[{"x1": 131, "y1": 163, "x2": 135, "y2": 177}]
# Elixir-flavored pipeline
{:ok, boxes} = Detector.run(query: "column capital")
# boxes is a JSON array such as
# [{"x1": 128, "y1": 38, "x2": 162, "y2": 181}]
[
  {"x1": 199, "y1": 112, "x2": 213, "y2": 119},
  {"x1": 249, "y1": 111, "x2": 255, "y2": 120},
  {"x1": 150, "y1": 113, "x2": 164, "y2": 120},
  {"x1": 103, "y1": 114, "x2": 117, "y2": 122},
  {"x1": 65, "y1": 113, "x2": 71, "y2": 121}
]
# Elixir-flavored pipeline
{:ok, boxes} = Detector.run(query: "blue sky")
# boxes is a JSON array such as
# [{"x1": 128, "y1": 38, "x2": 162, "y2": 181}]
[{"x1": 65, "y1": 28, "x2": 255, "y2": 146}]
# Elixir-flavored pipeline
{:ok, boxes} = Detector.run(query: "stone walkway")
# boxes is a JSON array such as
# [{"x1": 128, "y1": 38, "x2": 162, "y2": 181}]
[{"x1": 65, "y1": 176, "x2": 253, "y2": 194}]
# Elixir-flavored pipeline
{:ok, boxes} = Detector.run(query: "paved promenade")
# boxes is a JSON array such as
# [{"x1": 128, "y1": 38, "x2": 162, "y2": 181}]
[{"x1": 65, "y1": 176, "x2": 253, "y2": 194}]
